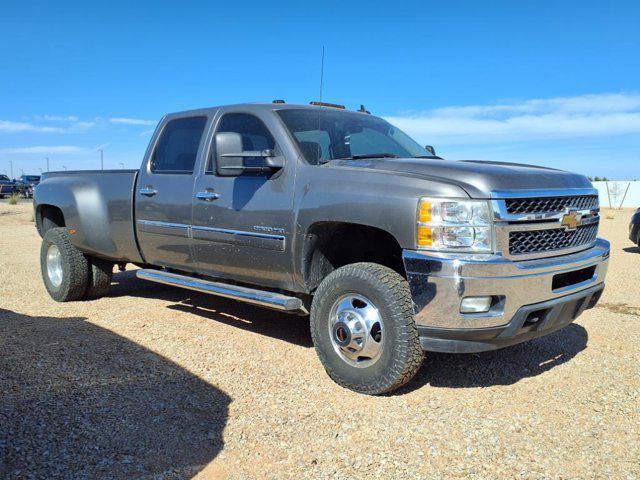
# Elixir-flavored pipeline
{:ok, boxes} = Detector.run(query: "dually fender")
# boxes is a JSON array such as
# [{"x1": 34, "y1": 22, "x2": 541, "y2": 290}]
[{"x1": 35, "y1": 173, "x2": 143, "y2": 263}]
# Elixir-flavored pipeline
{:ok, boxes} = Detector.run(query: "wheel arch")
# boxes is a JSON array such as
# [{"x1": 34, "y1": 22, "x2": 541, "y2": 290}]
[
  {"x1": 35, "y1": 204, "x2": 66, "y2": 237},
  {"x1": 300, "y1": 221, "x2": 406, "y2": 292}
]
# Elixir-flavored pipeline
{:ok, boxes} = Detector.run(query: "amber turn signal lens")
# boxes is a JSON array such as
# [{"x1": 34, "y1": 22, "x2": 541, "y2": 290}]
[
  {"x1": 418, "y1": 201, "x2": 431, "y2": 223},
  {"x1": 417, "y1": 226, "x2": 433, "y2": 247}
]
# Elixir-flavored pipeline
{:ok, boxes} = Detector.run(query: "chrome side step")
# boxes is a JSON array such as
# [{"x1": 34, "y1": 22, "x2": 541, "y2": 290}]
[{"x1": 136, "y1": 269, "x2": 308, "y2": 314}]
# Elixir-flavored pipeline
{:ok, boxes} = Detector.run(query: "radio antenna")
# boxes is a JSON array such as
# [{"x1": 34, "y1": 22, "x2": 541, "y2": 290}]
[{"x1": 319, "y1": 46, "x2": 325, "y2": 103}]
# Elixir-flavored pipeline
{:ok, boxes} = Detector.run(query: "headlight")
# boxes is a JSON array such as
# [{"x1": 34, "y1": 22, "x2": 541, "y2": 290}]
[{"x1": 416, "y1": 197, "x2": 493, "y2": 252}]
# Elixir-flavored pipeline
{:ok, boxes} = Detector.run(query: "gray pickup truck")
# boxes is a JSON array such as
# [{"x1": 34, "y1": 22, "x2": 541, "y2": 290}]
[{"x1": 34, "y1": 102, "x2": 610, "y2": 394}]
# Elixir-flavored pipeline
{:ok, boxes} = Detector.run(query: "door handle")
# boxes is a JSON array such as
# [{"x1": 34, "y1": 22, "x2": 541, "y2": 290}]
[
  {"x1": 195, "y1": 190, "x2": 220, "y2": 201},
  {"x1": 139, "y1": 186, "x2": 158, "y2": 197}
]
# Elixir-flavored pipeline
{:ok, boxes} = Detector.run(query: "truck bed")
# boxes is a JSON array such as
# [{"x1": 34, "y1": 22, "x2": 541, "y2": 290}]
[{"x1": 36, "y1": 169, "x2": 143, "y2": 263}]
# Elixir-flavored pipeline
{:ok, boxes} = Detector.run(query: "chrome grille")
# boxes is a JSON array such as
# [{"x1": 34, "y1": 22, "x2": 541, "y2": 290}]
[
  {"x1": 509, "y1": 224, "x2": 598, "y2": 256},
  {"x1": 505, "y1": 195, "x2": 598, "y2": 215}
]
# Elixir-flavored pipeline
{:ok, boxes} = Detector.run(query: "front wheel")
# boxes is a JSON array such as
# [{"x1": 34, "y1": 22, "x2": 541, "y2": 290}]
[{"x1": 310, "y1": 262, "x2": 423, "y2": 395}]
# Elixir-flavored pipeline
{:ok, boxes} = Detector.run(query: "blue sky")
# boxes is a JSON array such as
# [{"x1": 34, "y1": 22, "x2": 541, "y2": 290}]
[{"x1": 1, "y1": 0, "x2": 638, "y2": 178}]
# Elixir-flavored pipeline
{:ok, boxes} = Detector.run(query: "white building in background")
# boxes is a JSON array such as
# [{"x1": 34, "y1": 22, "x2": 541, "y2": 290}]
[{"x1": 592, "y1": 181, "x2": 640, "y2": 209}]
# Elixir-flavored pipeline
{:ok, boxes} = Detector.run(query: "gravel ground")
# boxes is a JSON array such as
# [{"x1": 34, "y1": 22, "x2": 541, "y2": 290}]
[{"x1": 1, "y1": 201, "x2": 638, "y2": 479}]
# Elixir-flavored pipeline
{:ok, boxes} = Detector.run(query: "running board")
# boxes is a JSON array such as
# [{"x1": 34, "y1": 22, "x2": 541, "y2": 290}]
[{"x1": 136, "y1": 269, "x2": 308, "y2": 314}]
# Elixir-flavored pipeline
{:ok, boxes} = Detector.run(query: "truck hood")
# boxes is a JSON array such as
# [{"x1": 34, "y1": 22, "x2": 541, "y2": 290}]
[{"x1": 325, "y1": 158, "x2": 593, "y2": 198}]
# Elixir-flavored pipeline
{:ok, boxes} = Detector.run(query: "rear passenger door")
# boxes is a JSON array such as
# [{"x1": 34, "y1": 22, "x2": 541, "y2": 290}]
[{"x1": 135, "y1": 115, "x2": 208, "y2": 271}]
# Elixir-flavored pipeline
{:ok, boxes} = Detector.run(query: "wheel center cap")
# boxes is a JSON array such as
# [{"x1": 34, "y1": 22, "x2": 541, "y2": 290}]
[{"x1": 332, "y1": 322, "x2": 352, "y2": 347}]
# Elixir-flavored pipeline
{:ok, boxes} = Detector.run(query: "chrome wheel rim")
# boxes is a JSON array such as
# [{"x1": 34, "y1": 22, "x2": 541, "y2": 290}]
[
  {"x1": 46, "y1": 244, "x2": 63, "y2": 288},
  {"x1": 328, "y1": 294, "x2": 384, "y2": 368}
]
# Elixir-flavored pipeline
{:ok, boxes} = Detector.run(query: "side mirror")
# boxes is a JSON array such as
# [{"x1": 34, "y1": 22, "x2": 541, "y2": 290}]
[
  {"x1": 215, "y1": 132, "x2": 284, "y2": 177},
  {"x1": 216, "y1": 132, "x2": 245, "y2": 177},
  {"x1": 425, "y1": 145, "x2": 436, "y2": 156}
]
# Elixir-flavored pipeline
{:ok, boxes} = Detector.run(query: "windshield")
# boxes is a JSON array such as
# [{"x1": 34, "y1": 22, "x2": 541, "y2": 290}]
[
  {"x1": 277, "y1": 108, "x2": 428, "y2": 165},
  {"x1": 0, "y1": 175, "x2": 9, "y2": 181},
  {"x1": 25, "y1": 176, "x2": 40, "y2": 182}
]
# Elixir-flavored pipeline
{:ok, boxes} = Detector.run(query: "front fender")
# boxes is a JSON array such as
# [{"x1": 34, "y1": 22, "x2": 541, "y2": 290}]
[{"x1": 291, "y1": 164, "x2": 469, "y2": 289}]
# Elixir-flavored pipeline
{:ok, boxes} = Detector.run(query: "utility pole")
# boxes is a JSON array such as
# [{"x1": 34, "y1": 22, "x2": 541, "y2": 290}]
[
  {"x1": 9, "y1": 160, "x2": 13, "y2": 179},
  {"x1": 99, "y1": 148, "x2": 104, "y2": 170},
  {"x1": 45, "y1": 157, "x2": 50, "y2": 172}
]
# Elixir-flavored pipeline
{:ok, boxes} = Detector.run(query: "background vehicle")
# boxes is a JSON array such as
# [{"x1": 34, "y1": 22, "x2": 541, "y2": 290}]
[
  {"x1": 629, "y1": 207, "x2": 640, "y2": 247},
  {"x1": 15, "y1": 174, "x2": 41, "y2": 198},
  {"x1": 33, "y1": 102, "x2": 610, "y2": 394},
  {"x1": 0, "y1": 174, "x2": 15, "y2": 198}
]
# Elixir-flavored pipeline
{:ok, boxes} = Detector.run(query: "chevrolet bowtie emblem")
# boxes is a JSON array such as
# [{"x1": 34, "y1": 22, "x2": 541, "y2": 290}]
[{"x1": 561, "y1": 209, "x2": 582, "y2": 231}]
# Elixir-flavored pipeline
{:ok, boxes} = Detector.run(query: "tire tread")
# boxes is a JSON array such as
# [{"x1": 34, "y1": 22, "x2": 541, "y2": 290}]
[
  {"x1": 311, "y1": 262, "x2": 423, "y2": 395},
  {"x1": 40, "y1": 227, "x2": 89, "y2": 302}
]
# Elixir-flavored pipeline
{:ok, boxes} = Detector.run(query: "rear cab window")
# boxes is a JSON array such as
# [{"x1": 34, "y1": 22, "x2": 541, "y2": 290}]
[{"x1": 151, "y1": 116, "x2": 208, "y2": 174}]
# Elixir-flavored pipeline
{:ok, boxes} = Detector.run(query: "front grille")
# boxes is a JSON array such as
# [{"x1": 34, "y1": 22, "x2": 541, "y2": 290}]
[
  {"x1": 509, "y1": 223, "x2": 598, "y2": 255},
  {"x1": 505, "y1": 195, "x2": 598, "y2": 215}
]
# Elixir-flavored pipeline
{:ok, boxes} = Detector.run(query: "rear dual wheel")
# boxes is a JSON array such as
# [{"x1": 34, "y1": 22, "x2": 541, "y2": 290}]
[
  {"x1": 40, "y1": 227, "x2": 113, "y2": 302},
  {"x1": 310, "y1": 262, "x2": 423, "y2": 395}
]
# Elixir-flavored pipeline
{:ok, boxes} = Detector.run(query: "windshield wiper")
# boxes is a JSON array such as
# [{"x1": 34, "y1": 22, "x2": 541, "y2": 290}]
[
  {"x1": 413, "y1": 155, "x2": 443, "y2": 159},
  {"x1": 318, "y1": 152, "x2": 402, "y2": 164},
  {"x1": 332, "y1": 153, "x2": 400, "y2": 161},
  {"x1": 352, "y1": 153, "x2": 399, "y2": 159}
]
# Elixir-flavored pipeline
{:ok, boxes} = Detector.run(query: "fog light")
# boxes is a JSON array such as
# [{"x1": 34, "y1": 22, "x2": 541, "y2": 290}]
[{"x1": 460, "y1": 296, "x2": 493, "y2": 313}]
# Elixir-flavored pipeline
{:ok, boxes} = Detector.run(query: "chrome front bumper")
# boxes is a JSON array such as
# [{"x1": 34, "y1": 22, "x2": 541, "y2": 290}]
[{"x1": 403, "y1": 238, "x2": 610, "y2": 351}]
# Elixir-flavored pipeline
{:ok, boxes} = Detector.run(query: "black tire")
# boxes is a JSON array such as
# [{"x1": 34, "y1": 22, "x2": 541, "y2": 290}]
[
  {"x1": 40, "y1": 227, "x2": 90, "y2": 302},
  {"x1": 310, "y1": 262, "x2": 423, "y2": 395},
  {"x1": 85, "y1": 257, "x2": 114, "y2": 299}
]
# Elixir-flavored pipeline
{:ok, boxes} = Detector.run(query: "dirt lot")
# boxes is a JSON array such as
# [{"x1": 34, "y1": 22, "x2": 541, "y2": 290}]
[{"x1": 1, "y1": 201, "x2": 638, "y2": 479}]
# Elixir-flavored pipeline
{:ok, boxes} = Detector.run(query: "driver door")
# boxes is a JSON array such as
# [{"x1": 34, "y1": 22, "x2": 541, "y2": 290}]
[{"x1": 191, "y1": 110, "x2": 296, "y2": 289}]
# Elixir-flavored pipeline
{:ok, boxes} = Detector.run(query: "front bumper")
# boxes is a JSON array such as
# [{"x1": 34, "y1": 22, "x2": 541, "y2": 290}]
[{"x1": 403, "y1": 238, "x2": 610, "y2": 353}]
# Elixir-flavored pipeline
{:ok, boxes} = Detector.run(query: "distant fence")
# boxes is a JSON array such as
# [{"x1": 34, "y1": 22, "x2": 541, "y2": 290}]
[{"x1": 592, "y1": 181, "x2": 640, "y2": 209}]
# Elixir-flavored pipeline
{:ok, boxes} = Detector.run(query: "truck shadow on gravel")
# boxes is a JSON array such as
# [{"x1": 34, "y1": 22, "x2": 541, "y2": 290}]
[
  {"x1": 0, "y1": 308, "x2": 230, "y2": 479},
  {"x1": 109, "y1": 270, "x2": 313, "y2": 348},
  {"x1": 401, "y1": 323, "x2": 588, "y2": 392}
]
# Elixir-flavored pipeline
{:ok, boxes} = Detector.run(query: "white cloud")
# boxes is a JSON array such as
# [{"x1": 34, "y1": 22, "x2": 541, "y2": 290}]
[
  {"x1": 139, "y1": 129, "x2": 155, "y2": 137},
  {"x1": 109, "y1": 117, "x2": 156, "y2": 126},
  {"x1": 0, "y1": 146, "x2": 90, "y2": 154},
  {"x1": 385, "y1": 92, "x2": 640, "y2": 145},
  {"x1": 0, "y1": 120, "x2": 66, "y2": 133},
  {"x1": 37, "y1": 115, "x2": 80, "y2": 122},
  {"x1": 1, "y1": 117, "x2": 95, "y2": 133}
]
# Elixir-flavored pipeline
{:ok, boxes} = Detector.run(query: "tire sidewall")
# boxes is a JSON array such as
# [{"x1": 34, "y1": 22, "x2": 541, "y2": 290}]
[
  {"x1": 311, "y1": 265, "x2": 418, "y2": 393},
  {"x1": 40, "y1": 228, "x2": 88, "y2": 302}
]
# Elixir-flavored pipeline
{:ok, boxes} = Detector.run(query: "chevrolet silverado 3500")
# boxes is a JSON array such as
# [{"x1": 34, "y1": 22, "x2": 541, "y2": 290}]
[{"x1": 34, "y1": 102, "x2": 609, "y2": 394}]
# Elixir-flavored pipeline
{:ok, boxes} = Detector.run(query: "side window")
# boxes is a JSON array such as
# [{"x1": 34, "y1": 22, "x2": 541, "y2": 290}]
[
  {"x1": 207, "y1": 113, "x2": 275, "y2": 173},
  {"x1": 151, "y1": 116, "x2": 207, "y2": 174}
]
